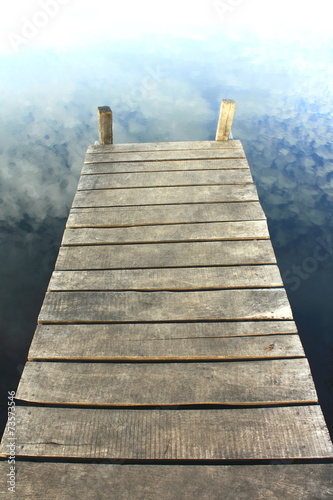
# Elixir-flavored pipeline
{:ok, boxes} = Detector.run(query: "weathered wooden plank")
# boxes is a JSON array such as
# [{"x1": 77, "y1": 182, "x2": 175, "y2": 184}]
[
  {"x1": 73, "y1": 184, "x2": 259, "y2": 207},
  {"x1": 67, "y1": 202, "x2": 266, "y2": 228},
  {"x1": 85, "y1": 148, "x2": 245, "y2": 163},
  {"x1": 38, "y1": 289, "x2": 293, "y2": 323},
  {"x1": 85, "y1": 148, "x2": 246, "y2": 164},
  {"x1": 78, "y1": 169, "x2": 253, "y2": 190},
  {"x1": 1, "y1": 462, "x2": 332, "y2": 500},
  {"x1": 82, "y1": 158, "x2": 249, "y2": 174},
  {"x1": 48, "y1": 265, "x2": 282, "y2": 291},
  {"x1": 62, "y1": 221, "x2": 269, "y2": 246},
  {"x1": 1, "y1": 406, "x2": 332, "y2": 459},
  {"x1": 87, "y1": 139, "x2": 243, "y2": 153},
  {"x1": 28, "y1": 329, "x2": 303, "y2": 361},
  {"x1": 55, "y1": 240, "x2": 277, "y2": 270},
  {"x1": 16, "y1": 358, "x2": 316, "y2": 406},
  {"x1": 28, "y1": 322, "x2": 299, "y2": 360}
]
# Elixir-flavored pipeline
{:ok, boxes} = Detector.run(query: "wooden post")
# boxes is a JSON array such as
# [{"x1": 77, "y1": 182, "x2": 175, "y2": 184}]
[
  {"x1": 97, "y1": 106, "x2": 113, "y2": 145},
  {"x1": 215, "y1": 99, "x2": 236, "y2": 141}
]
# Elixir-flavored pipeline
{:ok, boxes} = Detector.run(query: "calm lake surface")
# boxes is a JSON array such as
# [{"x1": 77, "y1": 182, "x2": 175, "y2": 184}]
[{"x1": 1, "y1": 20, "x2": 333, "y2": 438}]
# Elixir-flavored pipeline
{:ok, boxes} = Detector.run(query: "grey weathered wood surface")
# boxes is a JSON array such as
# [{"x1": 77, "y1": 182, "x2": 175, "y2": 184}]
[
  {"x1": 1, "y1": 406, "x2": 332, "y2": 460},
  {"x1": 61, "y1": 220, "x2": 269, "y2": 245},
  {"x1": 38, "y1": 289, "x2": 293, "y2": 323},
  {"x1": 82, "y1": 158, "x2": 249, "y2": 174},
  {"x1": 85, "y1": 148, "x2": 245, "y2": 163},
  {"x1": 1, "y1": 138, "x2": 332, "y2": 498},
  {"x1": 78, "y1": 169, "x2": 253, "y2": 190},
  {"x1": 87, "y1": 139, "x2": 243, "y2": 153},
  {"x1": 97, "y1": 106, "x2": 112, "y2": 145},
  {"x1": 48, "y1": 265, "x2": 283, "y2": 291},
  {"x1": 55, "y1": 240, "x2": 277, "y2": 270},
  {"x1": 67, "y1": 201, "x2": 266, "y2": 227},
  {"x1": 1, "y1": 462, "x2": 332, "y2": 500},
  {"x1": 27, "y1": 328, "x2": 302, "y2": 361},
  {"x1": 16, "y1": 358, "x2": 317, "y2": 406},
  {"x1": 73, "y1": 183, "x2": 259, "y2": 207}
]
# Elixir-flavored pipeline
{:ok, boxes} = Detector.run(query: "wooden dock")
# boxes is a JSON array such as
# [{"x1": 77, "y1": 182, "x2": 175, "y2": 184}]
[{"x1": 1, "y1": 101, "x2": 333, "y2": 498}]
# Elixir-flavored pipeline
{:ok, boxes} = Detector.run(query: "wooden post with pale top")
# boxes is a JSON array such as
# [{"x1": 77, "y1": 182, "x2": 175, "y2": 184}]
[
  {"x1": 215, "y1": 99, "x2": 236, "y2": 141},
  {"x1": 97, "y1": 106, "x2": 113, "y2": 145}
]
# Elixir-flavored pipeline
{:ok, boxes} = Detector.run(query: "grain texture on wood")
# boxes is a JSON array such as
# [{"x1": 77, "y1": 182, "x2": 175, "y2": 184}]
[
  {"x1": 78, "y1": 169, "x2": 252, "y2": 190},
  {"x1": 216, "y1": 99, "x2": 236, "y2": 141},
  {"x1": 87, "y1": 139, "x2": 243, "y2": 153},
  {"x1": 28, "y1": 321, "x2": 299, "y2": 359},
  {"x1": 48, "y1": 265, "x2": 283, "y2": 291},
  {"x1": 38, "y1": 289, "x2": 293, "y2": 323},
  {"x1": 61, "y1": 221, "x2": 269, "y2": 246},
  {"x1": 55, "y1": 240, "x2": 277, "y2": 270},
  {"x1": 85, "y1": 148, "x2": 245, "y2": 164},
  {"x1": 1, "y1": 462, "x2": 332, "y2": 500},
  {"x1": 82, "y1": 158, "x2": 249, "y2": 174},
  {"x1": 2, "y1": 406, "x2": 332, "y2": 459},
  {"x1": 17, "y1": 358, "x2": 316, "y2": 406},
  {"x1": 72, "y1": 184, "x2": 259, "y2": 207},
  {"x1": 67, "y1": 202, "x2": 266, "y2": 228},
  {"x1": 97, "y1": 106, "x2": 112, "y2": 145},
  {"x1": 28, "y1": 329, "x2": 303, "y2": 361}
]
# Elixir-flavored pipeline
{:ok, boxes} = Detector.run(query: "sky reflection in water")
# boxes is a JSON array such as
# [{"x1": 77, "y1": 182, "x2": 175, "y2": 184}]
[{"x1": 1, "y1": 3, "x2": 333, "y2": 438}]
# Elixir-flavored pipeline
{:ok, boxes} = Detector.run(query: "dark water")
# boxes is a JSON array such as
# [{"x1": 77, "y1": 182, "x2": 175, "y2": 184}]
[{"x1": 1, "y1": 29, "x2": 333, "y2": 438}]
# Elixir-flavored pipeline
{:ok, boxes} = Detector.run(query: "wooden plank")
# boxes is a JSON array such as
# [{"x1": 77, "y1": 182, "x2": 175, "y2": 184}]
[
  {"x1": 67, "y1": 202, "x2": 266, "y2": 228},
  {"x1": 28, "y1": 322, "x2": 299, "y2": 360},
  {"x1": 216, "y1": 99, "x2": 236, "y2": 141},
  {"x1": 55, "y1": 240, "x2": 277, "y2": 270},
  {"x1": 82, "y1": 158, "x2": 249, "y2": 174},
  {"x1": 2, "y1": 405, "x2": 332, "y2": 459},
  {"x1": 1, "y1": 462, "x2": 332, "y2": 500},
  {"x1": 85, "y1": 148, "x2": 246, "y2": 164},
  {"x1": 72, "y1": 184, "x2": 259, "y2": 208},
  {"x1": 16, "y1": 358, "x2": 317, "y2": 406},
  {"x1": 28, "y1": 329, "x2": 303, "y2": 361},
  {"x1": 38, "y1": 289, "x2": 293, "y2": 323},
  {"x1": 61, "y1": 221, "x2": 270, "y2": 246},
  {"x1": 87, "y1": 139, "x2": 243, "y2": 153},
  {"x1": 78, "y1": 169, "x2": 253, "y2": 190},
  {"x1": 48, "y1": 265, "x2": 283, "y2": 291}
]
